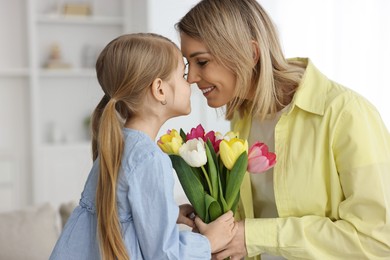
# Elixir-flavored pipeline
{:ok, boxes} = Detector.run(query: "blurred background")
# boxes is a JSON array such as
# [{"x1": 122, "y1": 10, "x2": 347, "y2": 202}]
[{"x1": 0, "y1": 0, "x2": 389, "y2": 212}]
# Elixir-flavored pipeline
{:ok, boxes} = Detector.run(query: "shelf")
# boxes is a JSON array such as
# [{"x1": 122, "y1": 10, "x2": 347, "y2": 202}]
[
  {"x1": 38, "y1": 68, "x2": 96, "y2": 77},
  {"x1": 0, "y1": 68, "x2": 29, "y2": 77},
  {"x1": 36, "y1": 14, "x2": 124, "y2": 26},
  {"x1": 0, "y1": 0, "x2": 128, "y2": 211},
  {"x1": 41, "y1": 141, "x2": 91, "y2": 150}
]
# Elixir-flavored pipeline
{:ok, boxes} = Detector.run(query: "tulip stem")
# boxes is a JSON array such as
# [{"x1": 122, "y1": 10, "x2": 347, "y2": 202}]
[
  {"x1": 226, "y1": 169, "x2": 230, "y2": 189},
  {"x1": 201, "y1": 166, "x2": 213, "y2": 195}
]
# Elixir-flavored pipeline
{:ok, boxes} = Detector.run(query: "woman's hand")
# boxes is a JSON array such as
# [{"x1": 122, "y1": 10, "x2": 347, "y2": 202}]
[
  {"x1": 195, "y1": 211, "x2": 238, "y2": 253},
  {"x1": 177, "y1": 203, "x2": 196, "y2": 228},
  {"x1": 211, "y1": 220, "x2": 247, "y2": 260}
]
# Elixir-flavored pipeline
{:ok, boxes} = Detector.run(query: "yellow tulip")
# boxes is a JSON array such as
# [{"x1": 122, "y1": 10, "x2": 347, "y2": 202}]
[
  {"x1": 219, "y1": 138, "x2": 248, "y2": 170},
  {"x1": 223, "y1": 131, "x2": 239, "y2": 141},
  {"x1": 157, "y1": 129, "x2": 183, "y2": 154}
]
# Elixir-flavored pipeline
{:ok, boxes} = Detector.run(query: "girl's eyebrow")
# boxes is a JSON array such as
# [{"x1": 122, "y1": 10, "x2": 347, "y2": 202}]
[{"x1": 189, "y1": 51, "x2": 209, "y2": 58}]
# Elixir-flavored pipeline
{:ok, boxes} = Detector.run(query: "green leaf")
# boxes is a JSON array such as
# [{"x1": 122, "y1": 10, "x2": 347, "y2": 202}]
[
  {"x1": 217, "y1": 170, "x2": 228, "y2": 213},
  {"x1": 179, "y1": 128, "x2": 187, "y2": 142},
  {"x1": 204, "y1": 194, "x2": 222, "y2": 223},
  {"x1": 205, "y1": 141, "x2": 219, "y2": 200},
  {"x1": 169, "y1": 154, "x2": 206, "y2": 221},
  {"x1": 230, "y1": 190, "x2": 240, "y2": 214},
  {"x1": 224, "y1": 152, "x2": 248, "y2": 210},
  {"x1": 219, "y1": 157, "x2": 228, "y2": 188},
  {"x1": 206, "y1": 139, "x2": 219, "y2": 168},
  {"x1": 190, "y1": 166, "x2": 206, "y2": 189}
]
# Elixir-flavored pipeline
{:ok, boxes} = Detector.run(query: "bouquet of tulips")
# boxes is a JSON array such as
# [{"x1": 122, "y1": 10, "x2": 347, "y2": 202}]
[{"x1": 158, "y1": 124, "x2": 276, "y2": 223}]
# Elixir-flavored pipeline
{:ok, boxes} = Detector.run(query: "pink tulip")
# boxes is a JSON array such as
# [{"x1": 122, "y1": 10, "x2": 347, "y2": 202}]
[
  {"x1": 186, "y1": 124, "x2": 205, "y2": 141},
  {"x1": 247, "y1": 142, "x2": 276, "y2": 174},
  {"x1": 204, "y1": 130, "x2": 221, "y2": 153}
]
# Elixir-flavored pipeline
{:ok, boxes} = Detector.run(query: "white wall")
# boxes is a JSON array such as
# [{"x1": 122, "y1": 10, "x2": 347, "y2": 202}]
[
  {"x1": 0, "y1": 0, "x2": 30, "y2": 210},
  {"x1": 262, "y1": 0, "x2": 390, "y2": 129}
]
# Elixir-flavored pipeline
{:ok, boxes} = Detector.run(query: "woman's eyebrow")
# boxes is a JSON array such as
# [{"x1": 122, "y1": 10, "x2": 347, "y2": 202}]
[{"x1": 189, "y1": 51, "x2": 209, "y2": 58}]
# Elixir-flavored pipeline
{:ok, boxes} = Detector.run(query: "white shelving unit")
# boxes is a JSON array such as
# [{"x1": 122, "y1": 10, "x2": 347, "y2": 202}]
[
  {"x1": 0, "y1": 0, "x2": 155, "y2": 210},
  {"x1": 26, "y1": 0, "x2": 127, "y2": 207}
]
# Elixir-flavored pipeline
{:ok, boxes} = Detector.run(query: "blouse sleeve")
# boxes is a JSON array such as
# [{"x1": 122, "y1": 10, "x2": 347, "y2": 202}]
[
  {"x1": 245, "y1": 94, "x2": 390, "y2": 259},
  {"x1": 127, "y1": 151, "x2": 211, "y2": 259}
]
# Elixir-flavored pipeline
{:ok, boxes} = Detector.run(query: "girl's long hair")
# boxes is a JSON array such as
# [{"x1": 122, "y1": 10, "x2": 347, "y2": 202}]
[
  {"x1": 90, "y1": 33, "x2": 179, "y2": 260},
  {"x1": 176, "y1": 0, "x2": 305, "y2": 120}
]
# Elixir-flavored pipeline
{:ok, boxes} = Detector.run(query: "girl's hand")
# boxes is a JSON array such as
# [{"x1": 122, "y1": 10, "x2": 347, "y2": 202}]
[
  {"x1": 195, "y1": 211, "x2": 238, "y2": 253},
  {"x1": 177, "y1": 204, "x2": 196, "y2": 228}
]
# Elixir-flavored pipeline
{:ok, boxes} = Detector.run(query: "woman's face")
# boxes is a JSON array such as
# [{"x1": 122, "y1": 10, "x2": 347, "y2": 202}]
[{"x1": 180, "y1": 33, "x2": 236, "y2": 108}]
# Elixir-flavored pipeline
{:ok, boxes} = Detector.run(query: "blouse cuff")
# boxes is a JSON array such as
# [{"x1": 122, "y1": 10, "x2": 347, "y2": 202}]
[{"x1": 245, "y1": 218, "x2": 278, "y2": 257}]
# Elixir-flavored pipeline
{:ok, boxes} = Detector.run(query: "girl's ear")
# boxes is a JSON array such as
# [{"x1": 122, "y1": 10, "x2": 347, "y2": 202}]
[
  {"x1": 251, "y1": 40, "x2": 260, "y2": 65},
  {"x1": 151, "y1": 78, "x2": 167, "y2": 103}
]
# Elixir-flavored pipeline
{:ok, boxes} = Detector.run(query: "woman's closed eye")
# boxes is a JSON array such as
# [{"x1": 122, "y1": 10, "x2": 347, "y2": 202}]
[{"x1": 197, "y1": 60, "x2": 208, "y2": 66}]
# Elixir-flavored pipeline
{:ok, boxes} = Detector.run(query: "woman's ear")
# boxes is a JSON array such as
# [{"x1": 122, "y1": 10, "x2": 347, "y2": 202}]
[
  {"x1": 151, "y1": 78, "x2": 167, "y2": 103},
  {"x1": 251, "y1": 40, "x2": 260, "y2": 65}
]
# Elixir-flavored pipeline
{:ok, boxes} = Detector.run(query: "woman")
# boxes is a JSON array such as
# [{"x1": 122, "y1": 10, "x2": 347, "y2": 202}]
[{"x1": 176, "y1": 0, "x2": 390, "y2": 259}]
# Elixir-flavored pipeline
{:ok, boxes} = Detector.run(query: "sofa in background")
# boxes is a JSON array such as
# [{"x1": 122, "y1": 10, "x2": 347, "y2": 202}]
[
  {"x1": 0, "y1": 186, "x2": 190, "y2": 260},
  {"x1": 0, "y1": 201, "x2": 77, "y2": 260}
]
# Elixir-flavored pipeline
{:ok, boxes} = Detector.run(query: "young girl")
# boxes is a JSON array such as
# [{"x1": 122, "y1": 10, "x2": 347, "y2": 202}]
[
  {"x1": 177, "y1": 0, "x2": 390, "y2": 259},
  {"x1": 50, "y1": 33, "x2": 237, "y2": 260}
]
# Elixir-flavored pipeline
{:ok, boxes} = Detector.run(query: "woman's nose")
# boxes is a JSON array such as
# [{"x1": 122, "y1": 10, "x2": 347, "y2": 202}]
[{"x1": 186, "y1": 67, "x2": 201, "y2": 84}]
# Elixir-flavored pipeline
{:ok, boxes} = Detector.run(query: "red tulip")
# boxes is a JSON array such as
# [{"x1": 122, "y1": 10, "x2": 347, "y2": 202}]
[
  {"x1": 186, "y1": 124, "x2": 205, "y2": 141},
  {"x1": 186, "y1": 125, "x2": 221, "y2": 153},
  {"x1": 204, "y1": 130, "x2": 221, "y2": 153},
  {"x1": 247, "y1": 142, "x2": 276, "y2": 174}
]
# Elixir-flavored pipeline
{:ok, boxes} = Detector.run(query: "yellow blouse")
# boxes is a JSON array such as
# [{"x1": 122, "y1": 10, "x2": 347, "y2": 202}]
[{"x1": 232, "y1": 58, "x2": 390, "y2": 259}]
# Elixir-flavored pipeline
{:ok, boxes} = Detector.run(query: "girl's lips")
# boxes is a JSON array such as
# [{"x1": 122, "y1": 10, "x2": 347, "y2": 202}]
[{"x1": 201, "y1": 86, "x2": 215, "y2": 96}]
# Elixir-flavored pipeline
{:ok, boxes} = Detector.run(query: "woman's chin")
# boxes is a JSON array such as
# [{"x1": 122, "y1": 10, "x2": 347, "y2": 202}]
[{"x1": 206, "y1": 99, "x2": 224, "y2": 108}]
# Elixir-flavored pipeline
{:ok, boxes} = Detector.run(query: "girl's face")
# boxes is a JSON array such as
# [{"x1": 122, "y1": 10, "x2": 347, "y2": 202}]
[
  {"x1": 180, "y1": 33, "x2": 236, "y2": 108},
  {"x1": 166, "y1": 54, "x2": 192, "y2": 117}
]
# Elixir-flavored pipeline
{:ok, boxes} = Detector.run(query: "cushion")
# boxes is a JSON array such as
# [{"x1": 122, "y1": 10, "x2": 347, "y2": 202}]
[
  {"x1": 0, "y1": 203, "x2": 59, "y2": 260},
  {"x1": 59, "y1": 200, "x2": 77, "y2": 228}
]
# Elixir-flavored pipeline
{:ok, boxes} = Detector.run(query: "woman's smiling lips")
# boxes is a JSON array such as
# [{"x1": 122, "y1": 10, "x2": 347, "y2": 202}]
[{"x1": 200, "y1": 86, "x2": 216, "y2": 96}]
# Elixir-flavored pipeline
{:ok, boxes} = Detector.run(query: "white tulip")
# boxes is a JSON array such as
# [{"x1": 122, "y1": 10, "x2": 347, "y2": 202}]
[{"x1": 179, "y1": 138, "x2": 207, "y2": 167}]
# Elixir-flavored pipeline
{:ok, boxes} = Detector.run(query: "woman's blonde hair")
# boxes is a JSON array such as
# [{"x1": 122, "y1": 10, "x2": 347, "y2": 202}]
[
  {"x1": 176, "y1": 0, "x2": 305, "y2": 120},
  {"x1": 91, "y1": 33, "x2": 180, "y2": 260}
]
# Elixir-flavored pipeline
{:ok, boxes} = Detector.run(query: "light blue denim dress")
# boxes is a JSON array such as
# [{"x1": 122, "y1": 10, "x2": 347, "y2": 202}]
[{"x1": 50, "y1": 128, "x2": 211, "y2": 259}]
